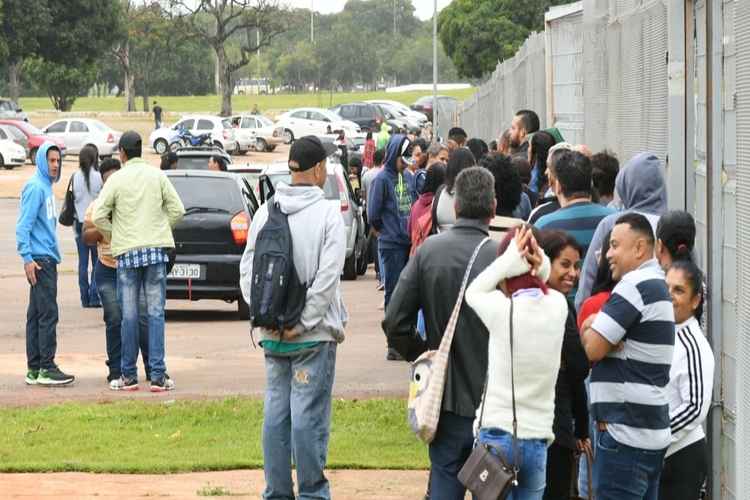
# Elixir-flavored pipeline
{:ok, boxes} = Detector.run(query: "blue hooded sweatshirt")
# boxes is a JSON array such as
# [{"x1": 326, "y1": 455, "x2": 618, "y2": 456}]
[
  {"x1": 367, "y1": 134, "x2": 412, "y2": 250},
  {"x1": 574, "y1": 152, "x2": 668, "y2": 311},
  {"x1": 16, "y1": 143, "x2": 62, "y2": 264}
]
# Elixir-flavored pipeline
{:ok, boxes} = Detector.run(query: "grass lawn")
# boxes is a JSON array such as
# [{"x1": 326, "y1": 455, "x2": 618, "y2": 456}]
[
  {"x1": 0, "y1": 398, "x2": 428, "y2": 473},
  {"x1": 19, "y1": 88, "x2": 476, "y2": 114}
]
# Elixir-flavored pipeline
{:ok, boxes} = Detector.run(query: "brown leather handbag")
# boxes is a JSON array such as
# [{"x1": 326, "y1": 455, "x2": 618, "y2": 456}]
[{"x1": 458, "y1": 299, "x2": 519, "y2": 500}]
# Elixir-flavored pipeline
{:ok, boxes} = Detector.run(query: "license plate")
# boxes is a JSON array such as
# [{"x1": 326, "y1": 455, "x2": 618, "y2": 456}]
[{"x1": 168, "y1": 263, "x2": 202, "y2": 280}]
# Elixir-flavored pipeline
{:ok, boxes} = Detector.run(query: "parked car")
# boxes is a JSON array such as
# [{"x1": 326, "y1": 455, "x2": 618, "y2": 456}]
[
  {"x1": 0, "y1": 98, "x2": 27, "y2": 121},
  {"x1": 227, "y1": 163, "x2": 264, "y2": 200},
  {"x1": 366, "y1": 99, "x2": 428, "y2": 129},
  {"x1": 330, "y1": 102, "x2": 387, "y2": 132},
  {"x1": 410, "y1": 95, "x2": 458, "y2": 122},
  {"x1": 0, "y1": 137, "x2": 28, "y2": 169},
  {"x1": 0, "y1": 120, "x2": 66, "y2": 164},
  {"x1": 0, "y1": 124, "x2": 28, "y2": 156},
  {"x1": 275, "y1": 108, "x2": 360, "y2": 144},
  {"x1": 229, "y1": 114, "x2": 285, "y2": 153},
  {"x1": 165, "y1": 170, "x2": 259, "y2": 319},
  {"x1": 43, "y1": 118, "x2": 120, "y2": 157},
  {"x1": 258, "y1": 157, "x2": 368, "y2": 280},
  {"x1": 174, "y1": 146, "x2": 232, "y2": 171},
  {"x1": 149, "y1": 115, "x2": 238, "y2": 155}
]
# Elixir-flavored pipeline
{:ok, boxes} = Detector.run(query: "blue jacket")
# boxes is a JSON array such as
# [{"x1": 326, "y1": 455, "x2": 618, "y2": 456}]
[
  {"x1": 16, "y1": 143, "x2": 62, "y2": 264},
  {"x1": 367, "y1": 134, "x2": 412, "y2": 250}
]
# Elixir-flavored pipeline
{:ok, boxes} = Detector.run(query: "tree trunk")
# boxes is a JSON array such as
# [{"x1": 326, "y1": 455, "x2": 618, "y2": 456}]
[
  {"x1": 8, "y1": 62, "x2": 21, "y2": 103},
  {"x1": 125, "y1": 70, "x2": 135, "y2": 111},
  {"x1": 142, "y1": 83, "x2": 149, "y2": 113},
  {"x1": 215, "y1": 45, "x2": 233, "y2": 116}
]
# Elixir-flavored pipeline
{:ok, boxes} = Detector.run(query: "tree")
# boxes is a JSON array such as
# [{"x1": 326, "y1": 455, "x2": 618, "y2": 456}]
[
  {"x1": 438, "y1": 0, "x2": 569, "y2": 79},
  {"x1": 1, "y1": 0, "x2": 51, "y2": 102},
  {"x1": 167, "y1": 0, "x2": 288, "y2": 116},
  {"x1": 112, "y1": 0, "x2": 137, "y2": 111},
  {"x1": 23, "y1": 58, "x2": 97, "y2": 111}
]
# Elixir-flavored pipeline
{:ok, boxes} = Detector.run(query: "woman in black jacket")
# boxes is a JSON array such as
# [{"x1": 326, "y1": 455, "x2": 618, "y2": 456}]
[{"x1": 539, "y1": 230, "x2": 590, "y2": 500}]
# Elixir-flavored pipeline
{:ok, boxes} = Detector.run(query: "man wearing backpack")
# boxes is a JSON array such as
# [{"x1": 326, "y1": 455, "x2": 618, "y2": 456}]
[{"x1": 239, "y1": 135, "x2": 347, "y2": 500}]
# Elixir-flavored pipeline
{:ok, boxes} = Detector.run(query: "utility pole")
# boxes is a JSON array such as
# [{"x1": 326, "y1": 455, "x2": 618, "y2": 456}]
[
  {"x1": 256, "y1": 28, "x2": 261, "y2": 78},
  {"x1": 432, "y1": 0, "x2": 438, "y2": 138},
  {"x1": 310, "y1": 0, "x2": 314, "y2": 43}
]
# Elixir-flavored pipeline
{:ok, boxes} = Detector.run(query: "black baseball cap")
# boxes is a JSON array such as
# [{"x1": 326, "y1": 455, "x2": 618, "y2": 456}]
[
  {"x1": 118, "y1": 130, "x2": 142, "y2": 151},
  {"x1": 288, "y1": 136, "x2": 337, "y2": 172}
]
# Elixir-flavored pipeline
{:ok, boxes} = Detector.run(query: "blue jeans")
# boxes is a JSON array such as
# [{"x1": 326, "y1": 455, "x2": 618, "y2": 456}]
[
  {"x1": 74, "y1": 221, "x2": 99, "y2": 306},
  {"x1": 96, "y1": 261, "x2": 150, "y2": 380},
  {"x1": 380, "y1": 246, "x2": 408, "y2": 308},
  {"x1": 478, "y1": 428, "x2": 548, "y2": 500},
  {"x1": 117, "y1": 263, "x2": 167, "y2": 381},
  {"x1": 428, "y1": 411, "x2": 475, "y2": 500},
  {"x1": 262, "y1": 342, "x2": 337, "y2": 500},
  {"x1": 26, "y1": 256, "x2": 58, "y2": 370},
  {"x1": 592, "y1": 430, "x2": 666, "y2": 500}
]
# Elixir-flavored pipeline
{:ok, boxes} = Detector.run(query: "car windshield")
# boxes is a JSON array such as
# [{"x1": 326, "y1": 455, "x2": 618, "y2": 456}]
[
  {"x1": 90, "y1": 121, "x2": 109, "y2": 132},
  {"x1": 169, "y1": 176, "x2": 245, "y2": 213},
  {"x1": 176, "y1": 156, "x2": 215, "y2": 170},
  {"x1": 264, "y1": 173, "x2": 339, "y2": 201},
  {"x1": 318, "y1": 110, "x2": 341, "y2": 122},
  {"x1": 221, "y1": 119, "x2": 232, "y2": 129},
  {"x1": 256, "y1": 116, "x2": 274, "y2": 127},
  {"x1": 19, "y1": 123, "x2": 43, "y2": 135}
]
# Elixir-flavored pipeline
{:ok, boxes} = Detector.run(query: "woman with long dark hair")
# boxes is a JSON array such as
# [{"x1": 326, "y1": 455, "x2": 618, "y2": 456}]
[
  {"x1": 528, "y1": 130, "x2": 558, "y2": 200},
  {"x1": 434, "y1": 148, "x2": 475, "y2": 232},
  {"x1": 72, "y1": 145, "x2": 102, "y2": 307}
]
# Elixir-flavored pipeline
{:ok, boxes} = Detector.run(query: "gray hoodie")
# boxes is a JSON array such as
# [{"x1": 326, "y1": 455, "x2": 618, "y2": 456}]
[
  {"x1": 574, "y1": 152, "x2": 668, "y2": 311},
  {"x1": 240, "y1": 183, "x2": 348, "y2": 344}
]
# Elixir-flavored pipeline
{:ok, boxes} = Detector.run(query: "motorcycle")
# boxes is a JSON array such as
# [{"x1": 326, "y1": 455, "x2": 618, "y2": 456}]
[{"x1": 169, "y1": 127, "x2": 213, "y2": 152}]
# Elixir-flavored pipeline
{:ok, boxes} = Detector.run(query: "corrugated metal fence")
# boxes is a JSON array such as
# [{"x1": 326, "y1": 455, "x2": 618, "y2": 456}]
[{"x1": 454, "y1": 0, "x2": 745, "y2": 498}]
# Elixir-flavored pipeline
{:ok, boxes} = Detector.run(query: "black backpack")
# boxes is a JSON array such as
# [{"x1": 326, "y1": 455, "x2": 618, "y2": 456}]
[{"x1": 250, "y1": 198, "x2": 307, "y2": 331}]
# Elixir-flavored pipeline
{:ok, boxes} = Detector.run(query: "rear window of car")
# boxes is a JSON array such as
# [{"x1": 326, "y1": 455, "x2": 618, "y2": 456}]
[
  {"x1": 265, "y1": 173, "x2": 339, "y2": 200},
  {"x1": 415, "y1": 96, "x2": 432, "y2": 105},
  {"x1": 169, "y1": 176, "x2": 245, "y2": 213},
  {"x1": 221, "y1": 119, "x2": 232, "y2": 129},
  {"x1": 176, "y1": 156, "x2": 213, "y2": 170}
]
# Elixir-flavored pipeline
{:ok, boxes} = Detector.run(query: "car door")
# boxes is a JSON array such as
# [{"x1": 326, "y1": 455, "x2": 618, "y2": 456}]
[
  {"x1": 195, "y1": 119, "x2": 213, "y2": 139},
  {"x1": 67, "y1": 120, "x2": 90, "y2": 153},
  {"x1": 45, "y1": 120, "x2": 69, "y2": 149},
  {"x1": 240, "y1": 116, "x2": 257, "y2": 142},
  {"x1": 308, "y1": 111, "x2": 332, "y2": 135}
]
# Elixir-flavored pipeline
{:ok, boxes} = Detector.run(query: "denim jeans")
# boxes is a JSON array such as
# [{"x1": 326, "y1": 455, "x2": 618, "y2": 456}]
[
  {"x1": 117, "y1": 263, "x2": 167, "y2": 381},
  {"x1": 262, "y1": 342, "x2": 337, "y2": 500},
  {"x1": 26, "y1": 256, "x2": 58, "y2": 371},
  {"x1": 428, "y1": 411, "x2": 475, "y2": 500},
  {"x1": 96, "y1": 261, "x2": 150, "y2": 380},
  {"x1": 74, "y1": 221, "x2": 99, "y2": 306},
  {"x1": 380, "y1": 246, "x2": 408, "y2": 309},
  {"x1": 592, "y1": 430, "x2": 666, "y2": 500},
  {"x1": 478, "y1": 427, "x2": 548, "y2": 500}
]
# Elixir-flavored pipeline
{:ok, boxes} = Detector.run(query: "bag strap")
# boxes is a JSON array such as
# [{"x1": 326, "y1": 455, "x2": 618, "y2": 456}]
[
  {"x1": 436, "y1": 237, "x2": 490, "y2": 352},
  {"x1": 430, "y1": 184, "x2": 444, "y2": 234},
  {"x1": 66, "y1": 174, "x2": 75, "y2": 199}
]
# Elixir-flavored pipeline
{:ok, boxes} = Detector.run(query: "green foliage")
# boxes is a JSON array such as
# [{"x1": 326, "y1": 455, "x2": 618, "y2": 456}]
[
  {"x1": 2, "y1": 0, "x2": 53, "y2": 64},
  {"x1": 439, "y1": 0, "x2": 569, "y2": 79},
  {"x1": 23, "y1": 58, "x2": 97, "y2": 111},
  {"x1": 0, "y1": 398, "x2": 428, "y2": 473}
]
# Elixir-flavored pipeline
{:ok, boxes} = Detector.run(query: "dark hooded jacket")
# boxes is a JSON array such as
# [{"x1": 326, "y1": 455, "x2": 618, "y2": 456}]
[
  {"x1": 575, "y1": 152, "x2": 668, "y2": 310},
  {"x1": 367, "y1": 134, "x2": 412, "y2": 250}
]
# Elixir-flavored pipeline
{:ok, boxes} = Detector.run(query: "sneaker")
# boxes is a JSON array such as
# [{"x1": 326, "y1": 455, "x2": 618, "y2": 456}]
[
  {"x1": 150, "y1": 376, "x2": 175, "y2": 392},
  {"x1": 25, "y1": 369, "x2": 39, "y2": 385},
  {"x1": 376, "y1": 282, "x2": 385, "y2": 291},
  {"x1": 386, "y1": 348, "x2": 404, "y2": 361},
  {"x1": 37, "y1": 367, "x2": 75, "y2": 386},
  {"x1": 110, "y1": 376, "x2": 139, "y2": 391}
]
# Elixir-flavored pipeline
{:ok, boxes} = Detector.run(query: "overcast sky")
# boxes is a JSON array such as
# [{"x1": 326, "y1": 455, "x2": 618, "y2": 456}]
[{"x1": 284, "y1": 0, "x2": 453, "y2": 20}]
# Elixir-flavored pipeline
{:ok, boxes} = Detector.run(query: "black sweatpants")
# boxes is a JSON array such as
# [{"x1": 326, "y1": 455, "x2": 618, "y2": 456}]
[
  {"x1": 659, "y1": 438, "x2": 707, "y2": 500},
  {"x1": 543, "y1": 441, "x2": 576, "y2": 500}
]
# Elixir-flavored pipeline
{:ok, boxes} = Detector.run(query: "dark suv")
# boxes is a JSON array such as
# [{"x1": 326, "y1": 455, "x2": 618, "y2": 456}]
[
  {"x1": 330, "y1": 102, "x2": 385, "y2": 132},
  {"x1": 165, "y1": 170, "x2": 258, "y2": 318},
  {"x1": 175, "y1": 146, "x2": 232, "y2": 170}
]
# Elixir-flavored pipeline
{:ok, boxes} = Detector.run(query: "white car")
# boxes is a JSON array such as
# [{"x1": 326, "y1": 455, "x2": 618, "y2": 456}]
[
  {"x1": 0, "y1": 138, "x2": 27, "y2": 170},
  {"x1": 229, "y1": 114, "x2": 285, "y2": 153},
  {"x1": 148, "y1": 115, "x2": 239, "y2": 155},
  {"x1": 43, "y1": 118, "x2": 121, "y2": 157},
  {"x1": 366, "y1": 99, "x2": 428, "y2": 128},
  {"x1": 275, "y1": 108, "x2": 360, "y2": 144}
]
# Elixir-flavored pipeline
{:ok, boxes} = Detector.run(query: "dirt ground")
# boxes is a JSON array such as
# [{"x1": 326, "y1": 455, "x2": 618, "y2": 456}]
[{"x1": 0, "y1": 470, "x2": 432, "y2": 499}]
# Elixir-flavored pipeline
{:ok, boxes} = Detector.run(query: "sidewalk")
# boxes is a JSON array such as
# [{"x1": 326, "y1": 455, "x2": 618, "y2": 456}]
[{"x1": 0, "y1": 470, "x2": 429, "y2": 499}]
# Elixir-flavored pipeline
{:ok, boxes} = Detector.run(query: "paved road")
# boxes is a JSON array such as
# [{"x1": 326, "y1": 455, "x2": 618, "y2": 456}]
[{"x1": 0, "y1": 198, "x2": 409, "y2": 406}]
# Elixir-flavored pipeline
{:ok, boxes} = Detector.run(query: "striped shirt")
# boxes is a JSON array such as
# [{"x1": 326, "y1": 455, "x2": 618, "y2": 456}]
[
  {"x1": 117, "y1": 247, "x2": 169, "y2": 269},
  {"x1": 590, "y1": 258, "x2": 675, "y2": 450},
  {"x1": 534, "y1": 200, "x2": 614, "y2": 257}
]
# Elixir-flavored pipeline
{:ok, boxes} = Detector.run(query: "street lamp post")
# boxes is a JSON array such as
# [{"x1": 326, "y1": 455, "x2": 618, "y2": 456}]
[{"x1": 432, "y1": 0, "x2": 438, "y2": 139}]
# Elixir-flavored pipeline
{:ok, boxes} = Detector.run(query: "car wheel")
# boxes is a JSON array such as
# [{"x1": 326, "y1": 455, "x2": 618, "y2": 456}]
[
  {"x1": 343, "y1": 250, "x2": 357, "y2": 281},
  {"x1": 154, "y1": 138, "x2": 168, "y2": 155},
  {"x1": 237, "y1": 295, "x2": 250, "y2": 320},
  {"x1": 255, "y1": 138, "x2": 268, "y2": 152},
  {"x1": 169, "y1": 141, "x2": 181, "y2": 153},
  {"x1": 267, "y1": 144, "x2": 276, "y2": 152},
  {"x1": 356, "y1": 237, "x2": 368, "y2": 276},
  {"x1": 213, "y1": 141, "x2": 224, "y2": 151},
  {"x1": 29, "y1": 147, "x2": 38, "y2": 165},
  {"x1": 283, "y1": 129, "x2": 294, "y2": 144},
  {"x1": 0, "y1": 154, "x2": 7, "y2": 170}
]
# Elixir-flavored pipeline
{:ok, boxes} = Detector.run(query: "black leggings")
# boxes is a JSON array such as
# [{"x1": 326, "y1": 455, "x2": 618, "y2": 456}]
[
  {"x1": 543, "y1": 441, "x2": 575, "y2": 500},
  {"x1": 659, "y1": 438, "x2": 707, "y2": 500}
]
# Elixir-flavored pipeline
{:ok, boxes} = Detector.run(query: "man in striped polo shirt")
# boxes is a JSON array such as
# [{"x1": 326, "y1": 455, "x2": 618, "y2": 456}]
[{"x1": 580, "y1": 212, "x2": 675, "y2": 500}]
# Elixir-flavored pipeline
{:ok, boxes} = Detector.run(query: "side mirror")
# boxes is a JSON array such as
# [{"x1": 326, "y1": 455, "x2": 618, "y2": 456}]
[
  {"x1": 16, "y1": 108, "x2": 22, "y2": 113},
  {"x1": 323, "y1": 118, "x2": 331, "y2": 123}
]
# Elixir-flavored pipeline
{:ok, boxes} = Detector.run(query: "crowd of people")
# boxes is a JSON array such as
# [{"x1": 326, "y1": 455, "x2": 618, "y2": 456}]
[{"x1": 14, "y1": 105, "x2": 716, "y2": 499}]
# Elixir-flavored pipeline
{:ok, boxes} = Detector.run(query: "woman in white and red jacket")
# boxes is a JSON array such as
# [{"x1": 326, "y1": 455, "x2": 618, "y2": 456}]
[{"x1": 660, "y1": 259, "x2": 715, "y2": 500}]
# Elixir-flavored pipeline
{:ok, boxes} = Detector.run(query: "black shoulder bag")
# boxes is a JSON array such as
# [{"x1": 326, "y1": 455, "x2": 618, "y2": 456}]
[
  {"x1": 58, "y1": 175, "x2": 76, "y2": 227},
  {"x1": 458, "y1": 299, "x2": 519, "y2": 500}
]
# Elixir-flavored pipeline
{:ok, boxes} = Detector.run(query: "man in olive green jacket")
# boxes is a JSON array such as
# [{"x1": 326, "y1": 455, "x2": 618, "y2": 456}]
[{"x1": 93, "y1": 131, "x2": 184, "y2": 392}]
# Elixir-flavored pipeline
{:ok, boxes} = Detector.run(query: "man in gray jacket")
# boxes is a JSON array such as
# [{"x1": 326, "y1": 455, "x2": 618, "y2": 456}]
[{"x1": 240, "y1": 136, "x2": 347, "y2": 500}]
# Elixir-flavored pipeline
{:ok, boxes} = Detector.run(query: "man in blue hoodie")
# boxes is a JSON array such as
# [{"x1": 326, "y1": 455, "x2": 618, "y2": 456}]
[
  {"x1": 16, "y1": 143, "x2": 75, "y2": 386},
  {"x1": 368, "y1": 134, "x2": 413, "y2": 360}
]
